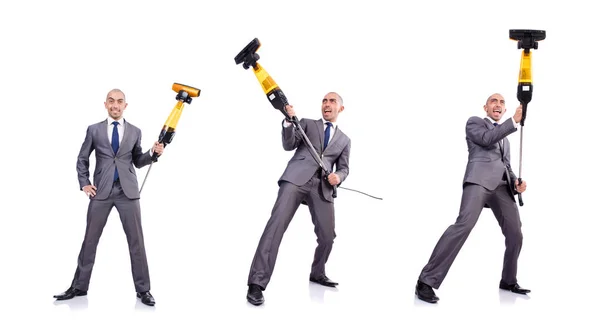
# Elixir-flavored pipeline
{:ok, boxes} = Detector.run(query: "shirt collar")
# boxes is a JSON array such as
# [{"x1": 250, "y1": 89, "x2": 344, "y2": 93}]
[
  {"x1": 485, "y1": 116, "x2": 500, "y2": 125},
  {"x1": 322, "y1": 119, "x2": 337, "y2": 130},
  {"x1": 107, "y1": 118, "x2": 124, "y2": 126}
]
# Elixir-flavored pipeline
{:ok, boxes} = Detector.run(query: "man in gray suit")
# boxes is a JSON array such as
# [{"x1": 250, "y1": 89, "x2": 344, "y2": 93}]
[
  {"x1": 246, "y1": 92, "x2": 351, "y2": 306},
  {"x1": 415, "y1": 93, "x2": 529, "y2": 303},
  {"x1": 54, "y1": 89, "x2": 164, "y2": 306}
]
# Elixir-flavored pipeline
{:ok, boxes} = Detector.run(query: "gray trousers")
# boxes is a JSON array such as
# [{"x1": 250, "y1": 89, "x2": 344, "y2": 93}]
[
  {"x1": 419, "y1": 183, "x2": 523, "y2": 289},
  {"x1": 248, "y1": 174, "x2": 336, "y2": 290},
  {"x1": 71, "y1": 181, "x2": 150, "y2": 292}
]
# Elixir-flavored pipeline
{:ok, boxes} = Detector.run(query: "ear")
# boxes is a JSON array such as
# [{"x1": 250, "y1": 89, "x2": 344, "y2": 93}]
[{"x1": 339, "y1": 105, "x2": 345, "y2": 113}]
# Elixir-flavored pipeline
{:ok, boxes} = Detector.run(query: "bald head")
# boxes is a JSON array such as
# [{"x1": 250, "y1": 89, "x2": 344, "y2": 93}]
[
  {"x1": 327, "y1": 92, "x2": 343, "y2": 106},
  {"x1": 486, "y1": 93, "x2": 503, "y2": 104},
  {"x1": 106, "y1": 88, "x2": 126, "y2": 102}
]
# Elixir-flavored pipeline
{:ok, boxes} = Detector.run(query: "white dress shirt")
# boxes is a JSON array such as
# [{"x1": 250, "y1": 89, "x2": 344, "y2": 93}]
[
  {"x1": 106, "y1": 118, "x2": 124, "y2": 145},
  {"x1": 322, "y1": 119, "x2": 337, "y2": 147}
]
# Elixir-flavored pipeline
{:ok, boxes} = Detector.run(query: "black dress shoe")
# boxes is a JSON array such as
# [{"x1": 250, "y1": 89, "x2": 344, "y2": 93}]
[
  {"x1": 53, "y1": 287, "x2": 87, "y2": 300},
  {"x1": 137, "y1": 291, "x2": 155, "y2": 306},
  {"x1": 415, "y1": 280, "x2": 439, "y2": 303},
  {"x1": 499, "y1": 281, "x2": 530, "y2": 294},
  {"x1": 247, "y1": 284, "x2": 264, "y2": 306},
  {"x1": 309, "y1": 275, "x2": 338, "y2": 287}
]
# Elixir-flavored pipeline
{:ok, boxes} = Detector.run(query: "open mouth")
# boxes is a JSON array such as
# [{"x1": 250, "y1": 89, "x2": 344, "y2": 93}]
[{"x1": 493, "y1": 109, "x2": 502, "y2": 115}]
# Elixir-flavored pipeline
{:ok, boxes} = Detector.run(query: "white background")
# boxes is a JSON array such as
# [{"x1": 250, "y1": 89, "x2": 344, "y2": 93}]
[{"x1": 1, "y1": 0, "x2": 598, "y2": 330}]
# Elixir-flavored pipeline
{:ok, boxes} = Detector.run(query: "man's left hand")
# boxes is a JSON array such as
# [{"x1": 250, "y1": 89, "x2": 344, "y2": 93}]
[
  {"x1": 327, "y1": 173, "x2": 341, "y2": 186},
  {"x1": 515, "y1": 180, "x2": 527, "y2": 193}
]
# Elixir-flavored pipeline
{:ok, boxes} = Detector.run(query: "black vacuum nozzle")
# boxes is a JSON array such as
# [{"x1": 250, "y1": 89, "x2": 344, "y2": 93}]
[
  {"x1": 509, "y1": 29, "x2": 546, "y2": 51},
  {"x1": 234, "y1": 38, "x2": 261, "y2": 70}
]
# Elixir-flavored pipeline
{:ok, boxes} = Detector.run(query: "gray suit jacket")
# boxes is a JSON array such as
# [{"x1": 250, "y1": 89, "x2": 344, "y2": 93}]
[
  {"x1": 77, "y1": 119, "x2": 152, "y2": 200},
  {"x1": 279, "y1": 118, "x2": 351, "y2": 203},
  {"x1": 462, "y1": 116, "x2": 518, "y2": 198}
]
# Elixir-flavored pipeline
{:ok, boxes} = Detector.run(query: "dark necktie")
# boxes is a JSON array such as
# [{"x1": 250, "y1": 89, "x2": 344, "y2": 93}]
[
  {"x1": 323, "y1": 122, "x2": 332, "y2": 150},
  {"x1": 112, "y1": 121, "x2": 119, "y2": 181}
]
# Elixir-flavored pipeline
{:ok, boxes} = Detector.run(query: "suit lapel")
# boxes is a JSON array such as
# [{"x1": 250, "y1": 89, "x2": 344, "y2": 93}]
[
  {"x1": 483, "y1": 117, "x2": 494, "y2": 129},
  {"x1": 118, "y1": 120, "x2": 132, "y2": 156},
  {"x1": 483, "y1": 117, "x2": 506, "y2": 159},
  {"x1": 315, "y1": 119, "x2": 324, "y2": 153},
  {"x1": 101, "y1": 120, "x2": 117, "y2": 156},
  {"x1": 327, "y1": 125, "x2": 341, "y2": 151}
]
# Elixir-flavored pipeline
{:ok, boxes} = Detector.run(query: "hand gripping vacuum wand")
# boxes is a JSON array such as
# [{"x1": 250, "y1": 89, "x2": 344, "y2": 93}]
[
  {"x1": 139, "y1": 83, "x2": 201, "y2": 193},
  {"x1": 509, "y1": 29, "x2": 545, "y2": 206},
  {"x1": 234, "y1": 38, "x2": 381, "y2": 200}
]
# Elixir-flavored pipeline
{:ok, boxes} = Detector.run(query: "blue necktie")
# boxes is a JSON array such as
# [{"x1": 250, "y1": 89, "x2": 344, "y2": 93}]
[
  {"x1": 323, "y1": 122, "x2": 332, "y2": 150},
  {"x1": 493, "y1": 123, "x2": 498, "y2": 127},
  {"x1": 112, "y1": 121, "x2": 119, "y2": 181}
]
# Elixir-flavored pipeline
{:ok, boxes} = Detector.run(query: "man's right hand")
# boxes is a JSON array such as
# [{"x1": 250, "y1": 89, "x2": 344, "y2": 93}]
[
  {"x1": 513, "y1": 104, "x2": 523, "y2": 124},
  {"x1": 285, "y1": 105, "x2": 296, "y2": 120},
  {"x1": 82, "y1": 184, "x2": 97, "y2": 197}
]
